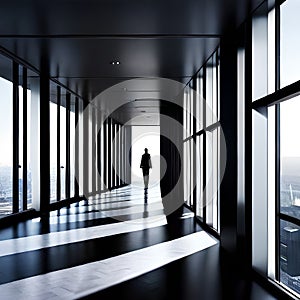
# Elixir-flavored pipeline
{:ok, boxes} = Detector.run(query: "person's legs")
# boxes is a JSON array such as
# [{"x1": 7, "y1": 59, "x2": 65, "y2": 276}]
[
  {"x1": 142, "y1": 168, "x2": 149, "y2": 190},
  {"x1": 144, "y1": 175, "x2": 149, "y2": 189}
]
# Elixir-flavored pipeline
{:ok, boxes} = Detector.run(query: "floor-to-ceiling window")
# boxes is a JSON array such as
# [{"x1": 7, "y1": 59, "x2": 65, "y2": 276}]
[
  {"x1": 277, "y1": 0, "x2": 300, "y2": 293},
  {"x1": 183, "y1": 47, "x2": 220, "y2": 232},
  {"x1": 0, "y1": 56, "x2": 13, "y2": 216},
  {"x1": 50, "y1": 89, "x2": 58, "y2": 203},
  {"x1": 251, "y1": 0, "x2": 300, "y2": 297},
  {"x1": 0, "y1": 55, "x2": 40, "y2": 217},
  {"x1": 70, "y1": 96, "x2": 76, "y2": 198}
]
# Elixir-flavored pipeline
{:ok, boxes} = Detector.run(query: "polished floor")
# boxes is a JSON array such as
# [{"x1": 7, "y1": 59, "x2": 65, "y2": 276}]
[{"x1": 0, "y1": 185, "x2": 278, "y2": 299}]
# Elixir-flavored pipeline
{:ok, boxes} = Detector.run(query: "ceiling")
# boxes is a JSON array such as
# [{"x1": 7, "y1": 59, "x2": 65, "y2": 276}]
[{"x1": 0, "y1": 0, "x2": 264, "y2": 125}]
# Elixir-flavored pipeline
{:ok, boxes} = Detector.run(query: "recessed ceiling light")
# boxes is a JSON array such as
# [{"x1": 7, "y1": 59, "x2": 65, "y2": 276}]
[{"x1": 110, "y1": 60, "x2": 120, "y2": 65}]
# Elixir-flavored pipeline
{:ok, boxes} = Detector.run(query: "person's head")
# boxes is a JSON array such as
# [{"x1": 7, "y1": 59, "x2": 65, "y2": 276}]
[{"x1": 144, "y1": 148, "x2": 148, "y2": 153}]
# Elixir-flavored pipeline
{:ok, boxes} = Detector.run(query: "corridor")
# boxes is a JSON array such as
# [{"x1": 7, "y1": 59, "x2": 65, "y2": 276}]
[{"x1": 0, "y1": 186, "x2": 276, "y2": 300}]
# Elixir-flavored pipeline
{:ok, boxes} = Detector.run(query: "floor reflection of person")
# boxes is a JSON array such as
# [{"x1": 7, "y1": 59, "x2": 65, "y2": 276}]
[{"x1": 140, "y1": 148, "x2": 152, "y2": 196}]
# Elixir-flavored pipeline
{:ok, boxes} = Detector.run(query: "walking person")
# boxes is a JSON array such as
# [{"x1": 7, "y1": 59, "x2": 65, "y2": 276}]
[{"x1": 140, "y1": 148, "x2": 152, "y2": 199}]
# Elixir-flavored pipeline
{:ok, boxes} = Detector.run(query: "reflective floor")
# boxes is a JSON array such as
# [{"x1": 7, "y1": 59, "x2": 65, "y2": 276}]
[{"x1": 0, "y1": 185, "x2": 277, "y2": 299}]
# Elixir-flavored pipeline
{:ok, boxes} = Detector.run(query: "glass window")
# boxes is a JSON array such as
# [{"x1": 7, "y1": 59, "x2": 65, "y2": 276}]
[
  {"x1": 187, "y1": 88, "x2": 191, "y2": 138},
  {"x1": 18, "y1": 83, "x2": 24, "y2": 210},
  {"x1": 280, "y1": 96, "x2": 300, "y2": 215},
  {"x1": 212, "y1": 128, "x2": 219, "y2": 230},
  {"x1": 183, "y1": 90, "x2": 187, "y2": 139},
  {"x1": 206, "y1": 59, "x2": 213, "y2": 127},
  {"x1": 206, "y1": 131, "x2": 213, "y2": 226},
  {"x1": 70, "y1": 98, "x2": 75, "y2": 198},
  {"x1": 212, "y1": 53, "x2": 218, "y2": 123},
  {"x1": 100, "y1": 118, "x2": 104, "y2": 190},
  {"x1": 196, "y1": 135, "x2": 203, "y2": 218},
  {"x1": 60, "y1": 103, "x2": 66, "y2": 200},
  {"x1": 251, "y1": 2, "x2": 276, "y2": 100},
  {"x1": 274, "y1": 95, "x2": 300, "y2": 296},
  {"x1": 196, "y1": 71, "x2": 203, "y2": 132},
  {"x1": 0, "y1": 62, "x2": 13, "y2": 217},
  {"x1": 50, "y1": 101, "x2": 57, "y2": 203},
  {"x1": 190, "y1": 139, "x2": 194, "y2": 208},
  {"x1": 78, "y1": 99, "x2": 84, "y2": 196},
  {"x1": 189, "y1": 83, "x2": 194, "y2": 136},
  {"x1": 280, "y1": 0, "x2": 300, "y2": 88},
  {"x1": 26, "y1": 79, "x2": 33, "y2": 209}
]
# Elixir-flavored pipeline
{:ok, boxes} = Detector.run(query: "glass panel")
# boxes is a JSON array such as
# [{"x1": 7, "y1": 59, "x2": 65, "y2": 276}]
[
  {"x1": 217, "y1": 48, "x2": 221, "y2": 121},
  {"x1": 196, "y1": 135, "x2": 203, "y2": 218},
  {"x1": 280, "y1": 96, "x2": 300, "y2": 216},
  {"x1": 206, "y1": 131, "x2": 213, "y2": 226},
  {"x1": 206, "y1": 58, "x2": 213, "y2": 127},
  {"x1": 0, "y1": 71, "x2": 13, "y2": 217},
  {"x1": 212, "y1": 128, "x2": 219, "y2": 230},
  {"x1": 190, "y1": 83, "x2": 194, "y2": 136},
  {"x1": 190, "y1": 139, "x2": 194, "y2": 208},
  {"x1": 27, "y1": 72, "x2": 40, "y2": 210},
  {"x1": 70, "y1": 100, "x2": 75, "y2": 198},
  {"x1": 26, "y1": 86, "x2": 32, "y2": 209},
  {"x1": 280, "y1": 0, "x2": 300, "y2": 88},
  {"x1": 119, "y1": 124, "x2": 121, "y2": 186},
  {"x1": 100, "y1": 120, "x2": 104, "y2": 190},
  {"x1": 252, "y1": 2, "x2": 268, "y2": 101},
  {"x1": 196, "y1": 72, "x2": 203, "y2": 132},
  {"x1": 183, "y1": 91, "x2": 187, "y2": 139},
  {"x1": 184, "y1": 142, "x2": 188, "y2": 203},
  {"x1": 106, "y1": 122, "x2": 109, "y2": 188},
  {"x1": 268, "y1": 105, "x2": 276, "y2": 279},
  {"x1": 50, "y1": 102, "x2": 57, "y2": 203},
  {"x1": 60, "y1": 105, "x2": 66, "y2": 200},
  {"x1": 212, "y1": 53, "x2": 218, "y2": 123},
  {"x1": 78, "y1": 99, "x2": 84, "y2": 196},
  {"x1": 187, "y1": 88, "x2": 191, "y2": 138},
  {"x1": 185, "y1": 141, "x2": 191, "y2": 205},
  {"x1": 18, "y1": 84, "x2": 24, "y2": 210},
  {"x1": 279, "y1": 220, "x2": 300, "y2": 295}
]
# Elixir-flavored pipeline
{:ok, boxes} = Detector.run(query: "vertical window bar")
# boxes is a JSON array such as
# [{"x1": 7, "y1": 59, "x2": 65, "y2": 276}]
[
  {"x1": 56, "y1": 86, "x2": 61, "y2": 202},
  {"x1": 275, "y1": 1, "x2": 281, "y2": 282},
  {"x1": 74, "y1": 97, "x2": 79, "y2": 199},
  {"x1": 91, "y1": 105, "x2": 96, "y2": 195},
  {"x1": 275, "y1": 104, "x2": 280, "y2": 281},
  {"x1": 275, "y1": 1, "x2": 280, "y2": 92},
  {"x1": 203, "y1": 65, "x2": 207, "y2": 224},
  {"x1": 97, "y1": 111, "x2": 101, "y2": 192},
  {"x1": 108, "y1": 119, "x2": 112, "y2": 190},
  {"x1": 22, "y1": 67, "x2": 28, "y2": 211},
  {"x1": 13, "y1": 61, "x2": 19, "y2": 213},
  {"x1": 193, "y1": 76, "x2": 197, "y2": 212},
  {"x1": 65, "y1": 93, "x2": 71, "y2": 200},
  {"x1": 103, "y1": 119, "x2": 107, "y2": 190}
]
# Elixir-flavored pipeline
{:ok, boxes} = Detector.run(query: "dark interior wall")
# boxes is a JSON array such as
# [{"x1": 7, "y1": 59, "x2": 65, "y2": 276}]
[
  {"x1": 160, "y1": 101, "x2": 184, "y2": 221},
  {"x1": 219, "y1": 35, "x2": 238, "y2": 257}
]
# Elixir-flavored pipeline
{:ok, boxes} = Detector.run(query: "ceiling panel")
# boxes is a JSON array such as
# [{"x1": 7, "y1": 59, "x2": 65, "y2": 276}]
[{"x1": 0, "y1": 0, "x2": 265, "y2": 124}]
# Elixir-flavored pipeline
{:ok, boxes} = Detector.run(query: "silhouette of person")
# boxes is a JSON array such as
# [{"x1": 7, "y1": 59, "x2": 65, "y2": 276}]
[{"x1": 140, "y1": 148, "x2": 152, "y2": 194}]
